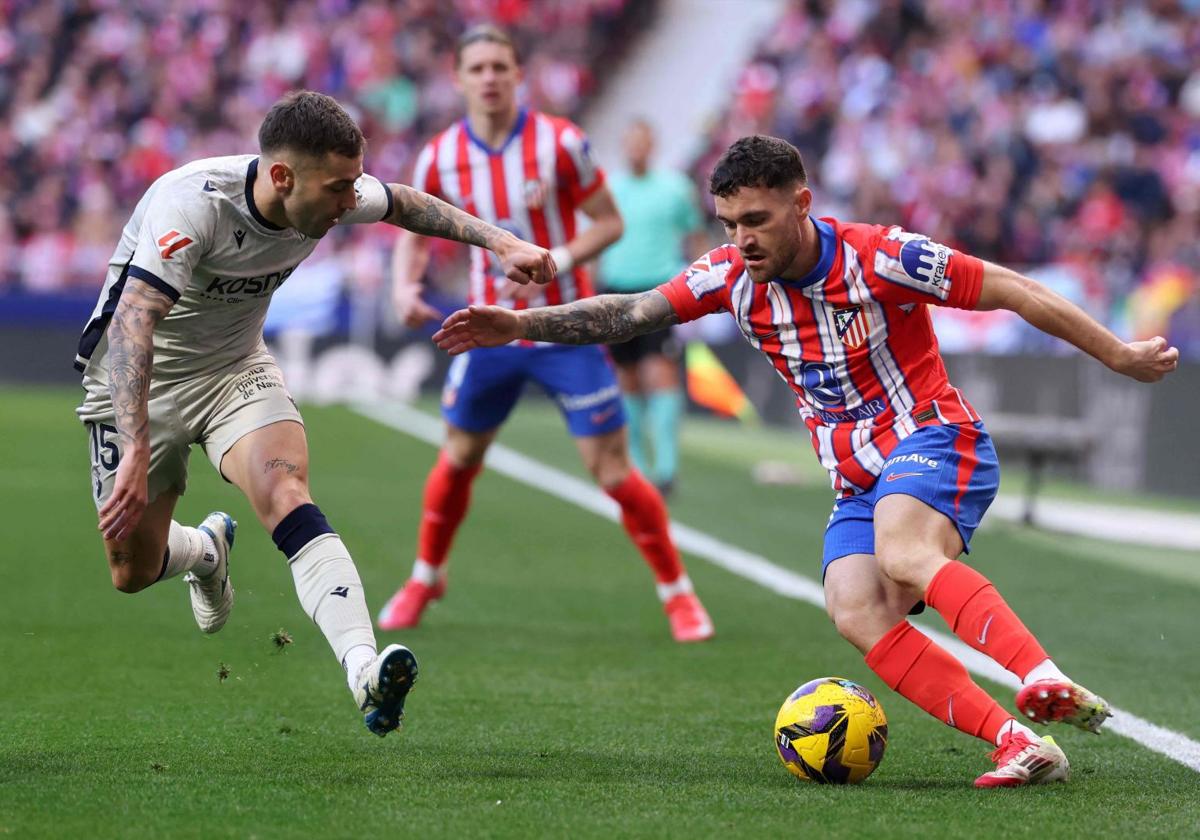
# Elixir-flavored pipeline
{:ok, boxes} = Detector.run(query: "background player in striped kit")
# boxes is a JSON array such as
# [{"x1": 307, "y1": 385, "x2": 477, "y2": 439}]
[
  {"x1": 380, "y1": 25, "x2": 713, "y2": 642},
  {"x1": 430, "y1": 135, "x2": 1181, "y2": 786},
  {"x1": 77, "y1": 91, "x2": 555, "y2": 737}
]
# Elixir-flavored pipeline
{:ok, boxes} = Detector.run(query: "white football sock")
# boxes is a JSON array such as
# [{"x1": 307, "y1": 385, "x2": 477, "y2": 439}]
[
  {"x1": 1023, "y1": 658, "x2": 1070, "y2": 687},
  {"x1": 289, "y1": 533, "x2": 377, "y2": 668},
  {"x1": 995, "y1": 718, "x2": 1039, "y2": 746},
  {"x1": 655, "y1": 573, "x2": 694, "y2": 603},
  {"x1": 411, "y1": 558, "x2": 442, "y2": 586},
  {"x1": 158, "y1": 521, "x2": 217, "y2": 581},
  {"x1": 343, "y1": 644, "x2": 377, "y2": 691}
]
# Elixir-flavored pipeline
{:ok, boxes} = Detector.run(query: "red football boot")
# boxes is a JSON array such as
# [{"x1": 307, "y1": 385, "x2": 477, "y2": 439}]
[
  {"x1": 377, "y1": 577, "x2": 446, "y2": 631},
  {"x1": 664, "y1": 592, "x2": 714, "y2": 643},
  {"x1": 1016, "y1": 679, "x2": 1112, "y2": 733}
]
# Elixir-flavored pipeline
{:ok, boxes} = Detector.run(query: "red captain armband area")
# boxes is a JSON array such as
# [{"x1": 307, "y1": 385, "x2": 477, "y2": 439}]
[
  {"x1": 951, "y1": 251, "x2": 985, "y2": 310},
  {"x1": 870, "y1": 231, "x2": 985, "y2": 310}
]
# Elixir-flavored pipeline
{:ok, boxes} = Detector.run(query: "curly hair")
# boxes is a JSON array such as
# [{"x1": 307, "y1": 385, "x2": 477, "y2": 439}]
[{"x1": 709, "y1": 135, "x2": 807, "y2": 197}]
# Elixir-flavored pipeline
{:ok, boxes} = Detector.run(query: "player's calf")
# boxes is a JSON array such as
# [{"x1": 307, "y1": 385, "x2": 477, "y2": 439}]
[
  {"x1": 108, "y1": 555, "x2": 160, "y2": 594},
  {"x1": 104, "y1": 527, "x2": 173, "y2": 594}
]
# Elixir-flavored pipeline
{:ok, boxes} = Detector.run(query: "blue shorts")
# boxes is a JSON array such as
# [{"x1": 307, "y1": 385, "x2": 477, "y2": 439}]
[
  {"x1": 441, "y1": 343, "x2": 626, "y2": 437},
  {"x1": 821, "y1": 422, "x2": 999, "y2": 577}
]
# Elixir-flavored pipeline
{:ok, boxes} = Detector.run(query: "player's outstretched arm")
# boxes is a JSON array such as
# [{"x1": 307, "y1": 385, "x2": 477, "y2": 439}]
[
  {"x1": 100, "y1": 279, "x2": 175, "y2": 541},
  {"x1": 433, "y1": 290, "x2": 679, "y2": 355},
  {"x1": 386, "y1": 184, "x2": 555, "y2": 285},
  {"x1": 975, "y1": 261, "x2": 1179, "y2": 382}
]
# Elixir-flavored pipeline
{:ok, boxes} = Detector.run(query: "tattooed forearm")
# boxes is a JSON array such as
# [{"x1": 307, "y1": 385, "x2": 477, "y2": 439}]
[
  {"x1": 523, "y1": 291, "x2": 679, "y2": 345},
  {"x1": 107, "y1": 280, "x2": 173, "y2": 453},
  {"x1": 389, "y1": 184, "x2": 505, "y2": 249},
  {"x1": 263, "y1": 458, "x2": 298, "y2": 475}
]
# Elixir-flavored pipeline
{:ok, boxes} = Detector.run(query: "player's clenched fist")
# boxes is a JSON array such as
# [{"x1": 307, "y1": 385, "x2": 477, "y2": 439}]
[
  {"x1": 433, "y1": 305, "x2": 524, "y2": 355},
  {"x1": 1112, "y1": 336, "x2": 1180, "y2": 383},
  {"x1": 494, "y1": 237, "x2": 556, "y2": 286}
]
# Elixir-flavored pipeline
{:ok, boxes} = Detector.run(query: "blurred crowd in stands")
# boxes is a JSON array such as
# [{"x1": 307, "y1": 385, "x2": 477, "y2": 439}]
[
  {"x1": 0, "y1": 0, "x2": 643, "y2": 299},
  {"x1": 698, "y1": 0, "x2": 1200, "y2": 355},
  {"x1": 2, "y1": 0, "x2": 1198, "y2": 357}
]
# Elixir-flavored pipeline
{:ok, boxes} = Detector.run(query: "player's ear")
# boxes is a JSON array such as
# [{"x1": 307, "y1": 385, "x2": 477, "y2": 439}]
[
  {"x1": 794, "y1": 185, "x2": 812, "y2": 221},
  {"x1": 268, "y1": 160, "x2": 295, "y2": 195}
]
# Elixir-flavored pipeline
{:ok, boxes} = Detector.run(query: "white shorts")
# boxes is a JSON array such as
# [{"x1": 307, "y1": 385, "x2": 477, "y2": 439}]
[{"x1": 77, "y1": 352, "x2": 303, "y2": 507}]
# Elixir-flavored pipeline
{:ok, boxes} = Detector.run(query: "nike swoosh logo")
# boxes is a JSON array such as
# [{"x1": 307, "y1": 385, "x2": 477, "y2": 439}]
[
  {"x1": 590, "y1": 405, "x2": 619, "y2": 425},
  {"x1": 977, "y1": 615, "x2": 994, "y2": 646},
  {"x1": 947, "y1": 696, "x2": 955, "y2": 727},
  {"x1": 885, "y1": 471, "x2": 925, "y2": 482}
]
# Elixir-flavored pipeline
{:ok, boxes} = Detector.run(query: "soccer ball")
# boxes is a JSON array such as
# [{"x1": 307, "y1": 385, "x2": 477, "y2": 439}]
[{"x1": 774, "y1": 677, "x2": 888, "y2": 784}]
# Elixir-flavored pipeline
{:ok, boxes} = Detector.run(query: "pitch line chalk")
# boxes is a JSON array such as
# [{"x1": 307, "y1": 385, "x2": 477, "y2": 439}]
[{"x1": 353, "y1": 400, "x2": 1200, "y2": 775}]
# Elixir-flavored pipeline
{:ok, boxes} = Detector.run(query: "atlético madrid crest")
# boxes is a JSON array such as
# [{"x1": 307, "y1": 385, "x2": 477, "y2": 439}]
[{"x1": 834, "y1": 306, "x2": 871, "y2": 349}]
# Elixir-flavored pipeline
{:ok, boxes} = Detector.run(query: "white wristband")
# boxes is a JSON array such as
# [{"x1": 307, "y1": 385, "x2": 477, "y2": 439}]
[{"x1": 550, "y1": 245, "x2": 574, "y2": 274}]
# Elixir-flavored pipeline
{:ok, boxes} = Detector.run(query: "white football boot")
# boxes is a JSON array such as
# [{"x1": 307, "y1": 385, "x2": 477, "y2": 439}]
[
  {"x1": 353, "y1": 644, "x2": 419, "y2": 737},
  {"x1": 975, "y1": 733, "x2": 1070, "y2": 788},
  {"x1": 185, "y1": 512, "x2": 236, "y2": 634}
]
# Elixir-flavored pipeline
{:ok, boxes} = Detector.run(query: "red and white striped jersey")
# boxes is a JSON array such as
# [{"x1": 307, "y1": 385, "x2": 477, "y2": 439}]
[
  {"x1": 657, "y1": 217, "x2": 986, "y2": 496},
  {"x1": 411, "y1": 108, "x2": 605, "y2": 309}
]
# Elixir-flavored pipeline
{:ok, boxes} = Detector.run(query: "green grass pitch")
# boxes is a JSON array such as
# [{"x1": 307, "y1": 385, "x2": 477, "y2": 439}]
[{"x1": 1, "y1": 386, "x2": 1197, "y2": 838}]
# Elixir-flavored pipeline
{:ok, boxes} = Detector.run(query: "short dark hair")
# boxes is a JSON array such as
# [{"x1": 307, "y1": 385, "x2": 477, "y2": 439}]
[
  {"x1": 709, "y1": 135, "x2": 807, "y2": 197},
  {"x1": 455, "y1": 23, "x2": 521, "y2": 67},
  {"x1": 258, "y1": 90, "x2": 364, "y2": 159}
]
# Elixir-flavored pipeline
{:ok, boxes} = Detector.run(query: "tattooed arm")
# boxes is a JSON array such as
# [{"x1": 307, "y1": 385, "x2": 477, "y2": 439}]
[
  {"x1": 433, "y1": 290, "x2": 679, "y2": 355},
  {"x1": 98, "y1": 279, "x2": 174, "y2": 542},
  {"x1": 524, "y1": 290, "x2": 677, "y2": 344},
  {"x1": 385, "y1": 184, "x2": 556, "y2": 285}
]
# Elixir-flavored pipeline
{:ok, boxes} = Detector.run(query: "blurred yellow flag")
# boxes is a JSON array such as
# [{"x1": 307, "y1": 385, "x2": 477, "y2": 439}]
[{"x1": 685, "y1": 341, "x2": 759, "y2": 424}]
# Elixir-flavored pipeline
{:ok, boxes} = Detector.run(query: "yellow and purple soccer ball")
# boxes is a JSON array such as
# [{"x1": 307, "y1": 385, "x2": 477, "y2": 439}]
[{"x1": 774, "y1": 677, "x2": 888, "y2": 784}]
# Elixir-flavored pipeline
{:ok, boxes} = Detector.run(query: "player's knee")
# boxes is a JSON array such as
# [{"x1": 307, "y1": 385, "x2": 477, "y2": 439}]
[
  {"x1": 827, "y1": 600, "x2": 881, "y2": 651},
  {"x1": 582, "y1": 435, "x2": 630, "y2": 487},
  {"x1": 875, "y1": 543, "x2": 938, "y2": 594},
  {"x1": 444, "y1": 446, "x2": 486, "y2": 469},
  {"x1": 590, "y1": 454, "x2": 630, "y2": 488},
  {"x1": 267, "y1": 480, "x2": 312, "y2": 528},
  {"x1": 443, "y1": 433, "x2": 490, "y2": 468}
]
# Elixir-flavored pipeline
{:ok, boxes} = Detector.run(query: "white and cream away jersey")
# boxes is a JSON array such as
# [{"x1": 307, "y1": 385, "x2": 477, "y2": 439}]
[{"x1": 75, "y1": 154, "x2": 394, "y2": 381}]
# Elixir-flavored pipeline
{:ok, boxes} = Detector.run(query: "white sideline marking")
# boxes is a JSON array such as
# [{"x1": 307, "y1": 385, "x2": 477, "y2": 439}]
[{"x1": 353, "y1": 401, "x2": 1200, "y2": 775}]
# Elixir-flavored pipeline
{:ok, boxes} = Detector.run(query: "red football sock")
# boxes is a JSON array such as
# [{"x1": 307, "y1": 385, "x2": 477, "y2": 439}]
[
  {"x1": 416, "y1": 452, "x2": 482, "y2": 568},
  {"x1": 866, "y1": 620, "x2": 1012, "y2": 745},
  {"x1": 605, "y1": 469, "x2": 685, "y2": 584},
  {"x1": 924, "y1": 561, "x2": 1048, "y2": 681}
]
